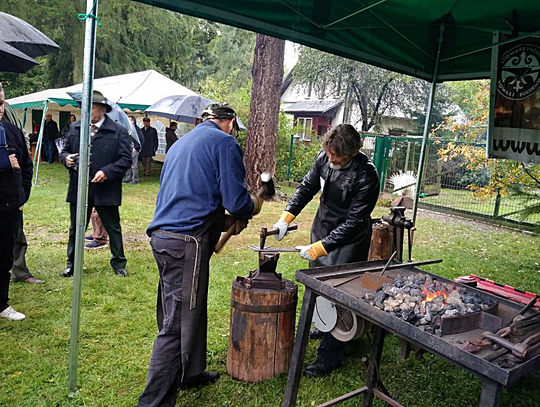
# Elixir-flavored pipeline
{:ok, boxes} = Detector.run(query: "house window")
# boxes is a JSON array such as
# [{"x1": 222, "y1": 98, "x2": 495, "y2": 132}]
[
  {"x1": 317, "y1": 125, "x2": 326, "y2": 136},
  {"x1": 297, "y1": 117, "x2": 313, "y2": 140}
]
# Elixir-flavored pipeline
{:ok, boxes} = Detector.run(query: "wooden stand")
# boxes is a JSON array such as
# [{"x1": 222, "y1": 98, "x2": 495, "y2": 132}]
[
  {"x1": 227, "y1": 278, "x2": 298, "y2": 382},
  {"x1": 368, "y1": 221, "x2": 393, "y2": 260}
]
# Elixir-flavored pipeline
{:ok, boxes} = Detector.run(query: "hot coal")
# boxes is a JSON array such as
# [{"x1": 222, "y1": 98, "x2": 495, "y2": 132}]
[{"x1": 364, "y1": 273, "x2": 496, "y2": 336}]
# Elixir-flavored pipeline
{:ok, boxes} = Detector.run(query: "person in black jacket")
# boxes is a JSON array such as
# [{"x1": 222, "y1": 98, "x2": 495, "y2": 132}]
[
  {"x1": 42, "y1": 112, "x2": 59, "y2": 164},
  {"x1": 273, "y1": 124, "x2": 380, "y2": 377},
  {"x1": 0, "y1": 82, "x2": 33, "y2": 321},
  {"x1": 139, "y1": 117, "x2": 158, "y2": 176},
  {"x1": 59, "y1": 91, "x2": 132, "y2": 277}
]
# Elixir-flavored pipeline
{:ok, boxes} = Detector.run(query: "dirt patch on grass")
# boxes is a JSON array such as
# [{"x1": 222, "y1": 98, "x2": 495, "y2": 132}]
[{"x1": 417, "y1": 208, "x2": 533, "y2": 234}]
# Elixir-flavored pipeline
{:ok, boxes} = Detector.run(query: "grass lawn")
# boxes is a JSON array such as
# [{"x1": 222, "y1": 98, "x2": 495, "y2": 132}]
[
  {"x1": 421, "y1": 188, "x2": 540, "y2": 223},
  {"x1": 1, "y1": 163, "x2": 540, "y2": 407}
]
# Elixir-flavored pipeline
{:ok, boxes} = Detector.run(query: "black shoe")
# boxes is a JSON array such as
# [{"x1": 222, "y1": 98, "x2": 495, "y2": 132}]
[
  {"x1": 180, "y1": 371, "x2": 219, "y2": 389},
  {"x1": 85, "y1": 235, "x2": 93, "y2": 241},
  {"x1": 303, "y1": 362, "x2": 338, "y2": 378},
  {"x1": 114, "y1": 268, "x2": 128, "y2": 277},
  {"x1": 60, "y1": 268, "x2": 73, "y2": 277},
  {"x1": 309, "y1": 328, "x2": 323, "y2": 339}
]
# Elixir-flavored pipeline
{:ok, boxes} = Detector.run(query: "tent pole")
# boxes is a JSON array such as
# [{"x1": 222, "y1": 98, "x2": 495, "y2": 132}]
[
  {"x1": 22, "y1": 107, "x2": 27, "y2": 129},
  {"x1": 68, "y1": 0, "x2": 99, "y2": 395},
  {"x1": 411, "y1": 24, "x2": 445, "y2": 226},
  {"x1": 33, "y1": 100, "x2": 49, "y2": 186}
]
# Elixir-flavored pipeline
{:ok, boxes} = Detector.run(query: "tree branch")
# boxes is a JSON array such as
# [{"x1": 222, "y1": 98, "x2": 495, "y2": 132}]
[{"x1": 520, "y1": 163, "x2": 540, "y2": 187}]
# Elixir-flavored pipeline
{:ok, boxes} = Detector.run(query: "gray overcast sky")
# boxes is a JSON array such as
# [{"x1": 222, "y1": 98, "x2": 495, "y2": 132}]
[{"x1": 284, "y1": 41, "x2": 299, "y2": 73}]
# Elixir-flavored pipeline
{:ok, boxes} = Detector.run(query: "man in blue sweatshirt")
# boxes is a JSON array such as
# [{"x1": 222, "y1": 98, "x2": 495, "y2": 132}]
[{"x1": 139, "y1": 103, "x2": 259, "y2": 407}]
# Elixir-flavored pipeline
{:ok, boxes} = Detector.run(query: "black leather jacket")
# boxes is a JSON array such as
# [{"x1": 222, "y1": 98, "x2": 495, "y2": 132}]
[
  {"x1": 0, "y1": 121, "x2": 33, "y2": 211},
  {"x1": 285, "y1": 150, "x2": 379, "y2": 266}
]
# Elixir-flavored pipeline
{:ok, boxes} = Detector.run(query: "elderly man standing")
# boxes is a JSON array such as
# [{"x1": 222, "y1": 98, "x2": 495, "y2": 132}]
[
  {"x1": 273, "y1": 124, "x2": 380, "y2": 377},
  {"x1": 42, "y1": 112, "x2": 59, "y2": 164},
  {"x1": 140, "y1": 117, "x2": 158, "y2": 176},
  {"x1": 165, "y1": 121, "x2": 178, "y2": 153},
  {"x1": 138, "y1": 103, "x2": 261, "y2": 407},
  {"x1": 59, "y1": 91, "x2": 132, "y2": 277},
  {"x1": 0, "y1": 81, "x2": 33, "y2": 321}
]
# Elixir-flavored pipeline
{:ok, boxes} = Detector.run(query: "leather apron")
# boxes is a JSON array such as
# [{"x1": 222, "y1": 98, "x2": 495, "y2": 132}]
[{"x1": 311, "y1": 161, "x2": 372, "y2": 267}]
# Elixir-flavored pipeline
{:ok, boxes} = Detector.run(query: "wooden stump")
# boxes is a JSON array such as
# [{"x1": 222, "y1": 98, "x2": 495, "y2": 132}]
[
  {"x1": 227, "y1": 279, "x2": 298, "y2": 382},
  {"x1": 369, "y1": 221, "x2": 393, "y2": 260}
]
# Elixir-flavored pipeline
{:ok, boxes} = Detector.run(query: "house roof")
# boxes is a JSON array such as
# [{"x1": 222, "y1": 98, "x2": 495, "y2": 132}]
[
  {"x1": 283, "y1": 100, "x2": 341, "y2": 115},
  {"x1": 281, "y1": 71, "x2": 293, "y2": 96}
]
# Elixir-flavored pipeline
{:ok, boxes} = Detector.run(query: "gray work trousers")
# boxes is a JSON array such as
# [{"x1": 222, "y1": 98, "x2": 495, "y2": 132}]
[
  {"x1": 11, "y1": 213, "x2": 33, "y2": 282},
  {"x1": 123, "y1": 149, "x2": 139, "y2": 183}
]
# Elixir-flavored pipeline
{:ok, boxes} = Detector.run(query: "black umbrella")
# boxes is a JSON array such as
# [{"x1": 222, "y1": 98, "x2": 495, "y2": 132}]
[
  {"x1": 0, "y1": 12, "x2": 59, "y2": 57},
  {"x1": 146, "y1": 95, "x2": 247, "y2": 130},
  {"x1": 0, "y1": 40, "x2": 39, "y2": 73}
]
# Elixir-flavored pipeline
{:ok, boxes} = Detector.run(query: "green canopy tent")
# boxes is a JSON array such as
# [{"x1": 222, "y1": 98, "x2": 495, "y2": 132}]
[
  {"x1": 132, "y1": 0, "x2": 540, "y2": 224},
  {"x1": 68, "y1": 0, "x2": 540, "y2": 398}
]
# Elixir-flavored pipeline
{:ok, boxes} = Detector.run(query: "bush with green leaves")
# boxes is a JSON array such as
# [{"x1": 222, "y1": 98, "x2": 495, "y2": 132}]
[{"x1": 276, "y1": 113, "x2": 322, "y2": 182}]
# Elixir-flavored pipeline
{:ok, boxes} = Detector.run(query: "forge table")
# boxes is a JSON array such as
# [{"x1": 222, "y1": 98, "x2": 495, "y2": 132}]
[{"x1": 282, "y1": 260, "x2": 540, "y2": 407}]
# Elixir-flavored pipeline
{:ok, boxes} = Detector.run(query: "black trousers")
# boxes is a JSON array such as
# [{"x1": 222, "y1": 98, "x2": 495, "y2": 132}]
[
  {"x1": 12, "y1": 213, "x2": 32, "y2": 281},
  {"x1": 0, "y1": 209, "x2": 22, "y2": 312},
  {"x1": 66, "y1": 202, "x2": 126, "y2": 270}
]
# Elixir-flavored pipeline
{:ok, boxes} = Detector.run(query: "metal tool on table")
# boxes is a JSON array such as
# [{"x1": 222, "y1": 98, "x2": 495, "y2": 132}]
[
  {"x1": 237, "y1": 225, "x2": 299, "y2": 290},
  {"x1": 360, "y1": 251, "x2": 397, "y2": 291},
  {"x1": 214, "y1": 172, "x2": 276, "y2": 253}
]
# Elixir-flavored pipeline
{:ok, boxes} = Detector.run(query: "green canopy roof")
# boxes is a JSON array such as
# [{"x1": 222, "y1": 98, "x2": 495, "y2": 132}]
[{"x1": 134, "y1": 0, "x2": 540, "y2": 81}]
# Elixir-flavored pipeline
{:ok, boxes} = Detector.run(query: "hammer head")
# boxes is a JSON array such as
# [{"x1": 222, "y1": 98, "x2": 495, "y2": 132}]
[{"x1": 259, "y1": 172, "x2": 276, "y2": 200}]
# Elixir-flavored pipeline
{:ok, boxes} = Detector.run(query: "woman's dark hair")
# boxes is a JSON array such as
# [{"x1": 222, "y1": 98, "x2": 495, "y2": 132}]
[{"x1": 322, "y1": 124, "x2": 363, "y2": 157}]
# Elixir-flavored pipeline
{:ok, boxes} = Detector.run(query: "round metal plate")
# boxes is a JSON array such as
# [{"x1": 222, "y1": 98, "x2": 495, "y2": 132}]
[{"x1": 312, "y1": 296, "x2": 338, "y2": 333}]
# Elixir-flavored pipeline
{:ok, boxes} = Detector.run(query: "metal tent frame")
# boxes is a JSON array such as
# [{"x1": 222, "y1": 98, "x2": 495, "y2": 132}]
[{"x1": 67, "y1": 0, "x2": 540, "y2": 394}]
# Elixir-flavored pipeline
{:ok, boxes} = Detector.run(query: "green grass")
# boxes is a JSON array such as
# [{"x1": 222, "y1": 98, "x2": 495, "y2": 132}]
[
  {"x1": 421, "y1": 188, "x2": 540, "y2": 223},
  {"x1": 1, "y1": 164, "x2": 540, "y2": 407}
]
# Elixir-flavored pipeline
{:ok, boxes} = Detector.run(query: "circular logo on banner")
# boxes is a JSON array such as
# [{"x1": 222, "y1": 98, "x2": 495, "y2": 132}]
[{"x1": 498, "y1": 44, "x2": 540, "y2": 100}]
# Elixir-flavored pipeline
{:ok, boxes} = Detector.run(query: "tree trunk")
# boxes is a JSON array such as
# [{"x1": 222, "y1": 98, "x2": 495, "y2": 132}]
[{"x1": 244, "y1": 34, "x2": 285, "y2": 193}]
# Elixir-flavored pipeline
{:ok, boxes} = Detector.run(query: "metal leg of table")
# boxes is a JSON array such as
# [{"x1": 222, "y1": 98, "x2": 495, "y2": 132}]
[
  {"x1": 479, "y1": 378, "x2": 502, "y2": 407},
  {"x1": 283, "y1": 288, "x2": 317, "y2": 407},
  {"x1": 361, "y1": 326, "x2": 387, "y2": 407}
]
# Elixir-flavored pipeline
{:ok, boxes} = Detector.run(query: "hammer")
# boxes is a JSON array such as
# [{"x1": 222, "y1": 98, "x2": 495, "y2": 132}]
[{"x1": 214, "y1": 172, "x2": 276, "y2": 253}]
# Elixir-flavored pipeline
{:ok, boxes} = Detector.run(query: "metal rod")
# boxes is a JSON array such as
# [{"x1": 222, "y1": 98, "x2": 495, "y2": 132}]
[
  {"x1": 316, "y1": 259, "x2": 443, "y2": 280},
  {"x1": 286, "y1": 134, "x2": 293, "y2": 181},
  {"x1": 364, "y1": 4, "x2": 434, "y2": 60},
  {"x1": 379, "y1": 251, "x2": 397, "y2": 276},
  {"x1": 68, "y1": 0, "x2": 98, "y2": 394},
  {"x1": 441, "y1": 28, "x2": 540, "y2": 63},
  {"x1": 32, "y1": 100, "x2": 48, "y2": 186},
  {"x1": 323, "y1": 0, "x2": 386, "y2": 29},
  {"x1": 411, "y1": 24, "x2": 445, "y2": 226},
  {"x1": 277, "y1": 0, "x2": 322, "y2": 29}
]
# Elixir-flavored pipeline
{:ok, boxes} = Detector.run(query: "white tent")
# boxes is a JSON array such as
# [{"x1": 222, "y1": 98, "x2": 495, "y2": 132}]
[
  {"x1": 8, "y1": 69, "x2": 197, "y2": 134},
  {"x1": 8, "y1": 70, "x2": 197, "y2": 174}
]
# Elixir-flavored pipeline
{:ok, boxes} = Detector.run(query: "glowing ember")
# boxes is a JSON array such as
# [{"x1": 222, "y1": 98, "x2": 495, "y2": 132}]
[{"x1": 422, "y1": 288, "x2": 447, "y2": 302}]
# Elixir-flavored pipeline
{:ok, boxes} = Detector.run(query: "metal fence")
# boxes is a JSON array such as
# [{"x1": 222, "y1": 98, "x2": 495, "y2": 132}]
[{"x1": 360, "y1": 134, "x2": 540, "y2": 229}]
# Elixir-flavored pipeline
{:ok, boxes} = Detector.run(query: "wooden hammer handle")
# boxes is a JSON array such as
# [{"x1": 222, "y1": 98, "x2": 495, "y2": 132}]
[
  {"x1": 264, "y1": 224, "x2": 298, "y2": 236},
  {"x1": 214, "y1": 222, "x2": 237, "y2": 253}
]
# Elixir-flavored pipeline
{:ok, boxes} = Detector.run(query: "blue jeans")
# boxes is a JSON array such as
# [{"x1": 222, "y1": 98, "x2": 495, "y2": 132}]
[{"x1": 44, "y1": 139, "x2": 56, "y2": 163}]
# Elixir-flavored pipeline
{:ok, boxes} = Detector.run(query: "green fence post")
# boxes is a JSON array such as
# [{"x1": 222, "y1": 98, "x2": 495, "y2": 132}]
[
  {"x1": 373, "y1": 135, "x2": 391, "y2": 192},
  {"x1": 493, "y1": 189, "x2": 502, "y2": 218},
  {"x1": 286, "y1": 134, "x2": 294, "y2": 181}
]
